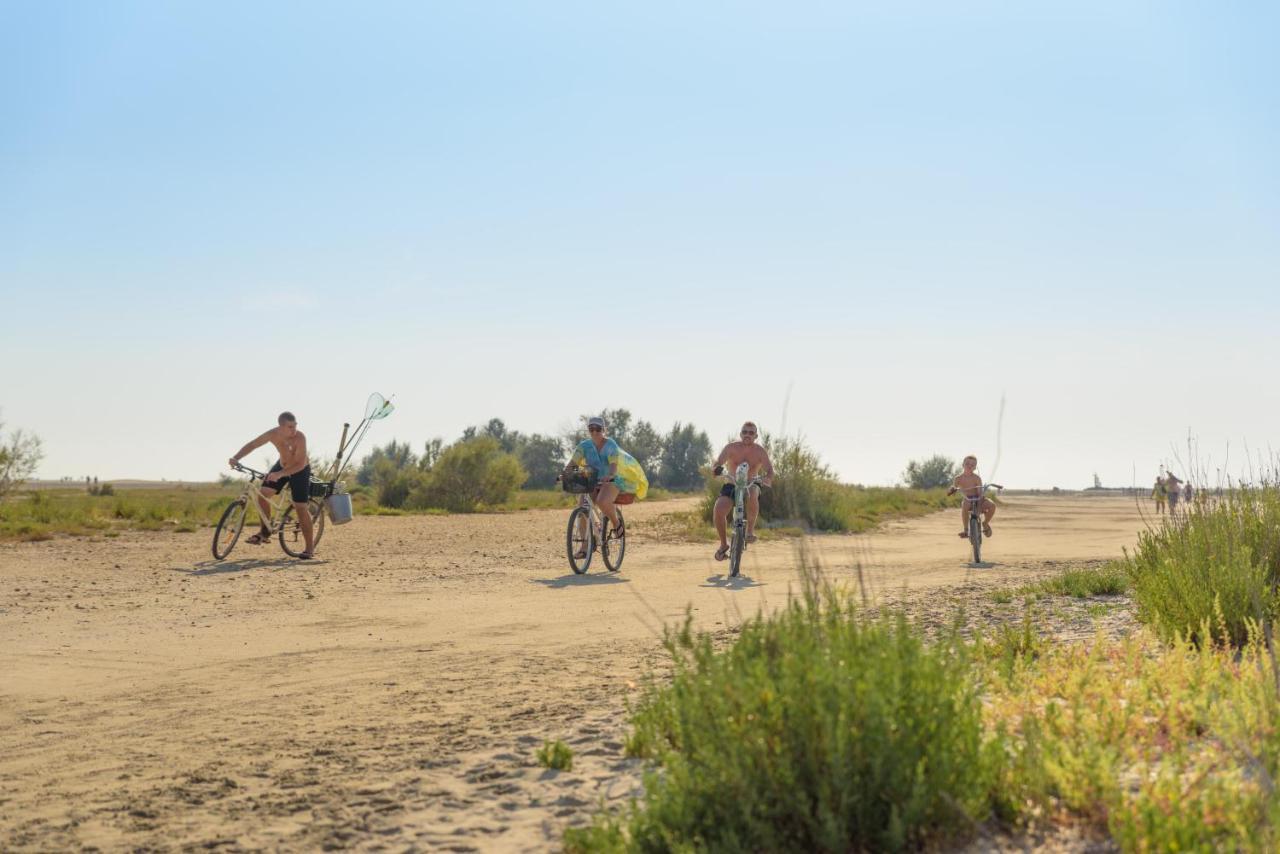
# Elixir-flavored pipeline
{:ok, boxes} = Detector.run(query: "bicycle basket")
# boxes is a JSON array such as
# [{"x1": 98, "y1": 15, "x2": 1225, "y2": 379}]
[
  {"x1": 561, "y1": 472, "x2": 594, "y2": 494},
  {"x1": 309, "y1": 479, "x2": 334, "y2": 499}
]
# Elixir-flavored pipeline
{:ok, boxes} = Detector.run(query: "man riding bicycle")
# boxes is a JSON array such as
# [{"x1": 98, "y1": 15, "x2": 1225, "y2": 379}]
[
  {"x1": 947, "y1": 454, "x2": 995, "y2": 539},
  {"x1": 228, "y1": 411, "x2": 316, "y2": 558},
  {"x1": 711, "y1": 421, "x2": 774, "y2": 562}
]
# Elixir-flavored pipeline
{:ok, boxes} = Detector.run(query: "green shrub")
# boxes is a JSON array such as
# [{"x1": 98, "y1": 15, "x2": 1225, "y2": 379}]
[
  {"x1": 407, "y1": 437, "x2": 526, "y2": 512},
  {"x1": 606, "y1": 566, "x2": 1001, "y2": 852},
  {"x1": 902, "y1": 454, "x2": 959, "y2": 489},
  {"x1": 1122, "y1": 486, "x2": 1280, "y2": 646},
  {"x1": 536, "y1": 739, "x2": 574, "y2": 771},
  {"x1": 984, "y1": 629, "x2": 1280, "y2": 850}
]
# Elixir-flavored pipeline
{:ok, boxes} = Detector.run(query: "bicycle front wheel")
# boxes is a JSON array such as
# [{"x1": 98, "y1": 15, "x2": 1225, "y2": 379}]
[
  {"x1": 728, "y1": 521, "x2": 746, "y2": 578},
  {"x1": 280, "y1": 498, "x2": 325, "y2": 558},
  {"x1": 969, "y1": 515, "x2": 982, "y2": 564},
  {"x1": 602, "y1": 509, "x2": 626, "y2": 572},
  {"x1": 212, "y1": 499, "x2": 247, "y2": 560},
  {"x1": 567, "y1": 506, "x2": 594, "y2": 574}
]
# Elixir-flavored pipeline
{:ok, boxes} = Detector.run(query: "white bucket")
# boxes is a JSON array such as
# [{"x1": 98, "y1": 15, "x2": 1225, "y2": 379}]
[{"x1": 326, "y1": 492, "x2": 354, "y2": 525}]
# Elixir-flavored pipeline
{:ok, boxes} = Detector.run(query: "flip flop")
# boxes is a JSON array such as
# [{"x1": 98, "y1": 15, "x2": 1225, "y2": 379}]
[
  {"x1": 983, "y1": 523, "x2": 993, "y2": 538},
  {"x1": 247, "y1": 531, "x2": 270, "y2": 545},
  {"x1": 297, "y1": 552, "x2": 314, "y2": 560},
  {"x1": 958, "y1": 531, "x2": 969, "y2": 539},
  {"x1": 714, "y1": 545, "x2": 729, "y2": 561},
  {"x1": 746, "y1": 534, "x2": 758, "y2": 544},
  {"x1": 612, "y1": 523, "x2": 626, "y2": 539},
  {"x1": 574, "y1": 550, "x2": 588, "y2": 560}
]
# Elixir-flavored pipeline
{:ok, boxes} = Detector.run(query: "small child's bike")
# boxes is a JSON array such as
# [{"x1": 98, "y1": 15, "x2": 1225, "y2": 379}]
[
  {"x1": 212, "y1": 463, "x2": 333, "y2": 560},
  {"x1": 958, "y1": 482, "x2": 1003, "y2": 564}
]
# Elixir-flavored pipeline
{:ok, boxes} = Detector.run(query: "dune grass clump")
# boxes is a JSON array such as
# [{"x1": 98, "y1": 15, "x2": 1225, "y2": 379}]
[
  {"x1": 1122, "y1": 485, "x2": 1280, "y2": 646},
  {"x1": 1024, "y1": 564, "x2": 1129, "y2": 599},
  {"x1": 570, "y1": 566, "x2": 1002, "y2": 852},
  {"x1": 536, "y1": 739, "x2": 574, "y2": 772}
]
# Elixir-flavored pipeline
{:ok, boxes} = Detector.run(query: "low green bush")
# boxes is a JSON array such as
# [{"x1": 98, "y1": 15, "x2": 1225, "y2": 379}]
[
  {"x1": 1122, "y1": 487, "x2": 1280, "y2": 646},
  {"x1": 983, "y1": 628, "x2": 1280, "y2": 850},
  {"x1": 581, "y1": 566, "x2": 1001, "y2": 852},
  {"x1": 406, "y1": 436, "x2": 526, "y2": 512}
]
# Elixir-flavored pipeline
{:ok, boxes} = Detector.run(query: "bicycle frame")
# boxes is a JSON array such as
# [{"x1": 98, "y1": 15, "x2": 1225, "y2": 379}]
[
  {"x1": 574, "y1": 491, "x2": 609, "y2": 545},
  {"x1": 958, "y1": 482, "x2": 1002, "y2": 564},
  {"x1": 232, "y1": 464, "x2": 301, "y2": 533},
  {"x1": 728, "y1": 463, "x2": 763, "y2": 530},
  {"x1": 721, "y1": 462, "x2": 765, "y2": 576}
]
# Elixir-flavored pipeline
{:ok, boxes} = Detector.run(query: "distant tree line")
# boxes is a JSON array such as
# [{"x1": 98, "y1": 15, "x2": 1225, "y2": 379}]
[{"x1": 356, "y1": 408, "x2": 713, "y2": 510}]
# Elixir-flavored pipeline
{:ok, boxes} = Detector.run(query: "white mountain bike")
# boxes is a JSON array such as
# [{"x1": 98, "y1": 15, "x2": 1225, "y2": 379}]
[{"x1": 719, "y1": 462, "x2": 766, "y2": 578}]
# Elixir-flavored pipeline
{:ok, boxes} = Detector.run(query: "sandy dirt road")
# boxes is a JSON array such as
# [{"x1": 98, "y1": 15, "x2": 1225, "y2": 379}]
[{"x1": 0, "y1": 493, "x2": 1149, "y2": 851}]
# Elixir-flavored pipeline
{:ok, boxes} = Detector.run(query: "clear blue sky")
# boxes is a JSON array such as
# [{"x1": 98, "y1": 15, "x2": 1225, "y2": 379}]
[{"x1": 4, "y1": 2, "x2": 1277, "y2": 488}]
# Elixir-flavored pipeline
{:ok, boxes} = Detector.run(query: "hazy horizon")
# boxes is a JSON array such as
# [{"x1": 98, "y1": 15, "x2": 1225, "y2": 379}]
[{"x1": 5, "y1": 3, "x2": 1277, "y2": 490}]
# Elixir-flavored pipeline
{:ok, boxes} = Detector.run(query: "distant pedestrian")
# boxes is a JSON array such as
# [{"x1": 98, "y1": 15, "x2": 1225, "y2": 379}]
[
  {"x1": 1152, "y1": 476, "x2": 1167, "y2": 515},
  {"x1": 1166, "y1": 472, "x2": 1183, "y2": 513},
  {"x1": 1184, "y1": 481, "x2": 1195, "y2": 507}
]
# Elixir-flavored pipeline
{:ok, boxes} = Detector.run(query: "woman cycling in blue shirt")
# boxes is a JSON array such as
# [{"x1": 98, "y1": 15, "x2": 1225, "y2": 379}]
[{"x1": 562, "y1": 416, "x2": 631, "y2": 555}]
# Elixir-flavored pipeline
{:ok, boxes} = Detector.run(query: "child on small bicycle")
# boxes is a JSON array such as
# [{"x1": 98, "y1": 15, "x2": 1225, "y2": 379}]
[{"x1": 947, "y1": 455, "x2": 995, "y2": 539}]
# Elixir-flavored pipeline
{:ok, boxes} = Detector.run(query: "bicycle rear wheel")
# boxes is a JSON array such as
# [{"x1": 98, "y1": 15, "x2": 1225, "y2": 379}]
[
  {"x1": 602, "y1": 509, "x2": 626, "y2": 572},
  {"x1": 728, "y1": 521, "x2": 746, "y2": 578},
  {"x1": 280, "y1": 498, "x2": 325, "y2": 558},
  {"x1": 969, "y1": 514, "x2": 982, "y2": 564},
  {"x1": 567, "y1": 506, "x2": 594, "y2": 574},
  {"x1": 212, "y1": 499, "x2": 247, "y2": 560}
]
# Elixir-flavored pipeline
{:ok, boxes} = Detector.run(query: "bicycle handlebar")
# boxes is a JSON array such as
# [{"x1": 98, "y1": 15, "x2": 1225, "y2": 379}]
[
  {"x1": 950, "y1": 483, "x2": 1003, "y2": 496},
  {"x1": 231, "y1": 462, "x2": 267, "y2": 479}
]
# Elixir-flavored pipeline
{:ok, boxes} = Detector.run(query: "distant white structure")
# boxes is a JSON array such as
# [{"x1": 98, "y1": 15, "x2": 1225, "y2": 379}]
[{"x1": 1093, "y1": 472, "x2": 1102, "y2": 489}]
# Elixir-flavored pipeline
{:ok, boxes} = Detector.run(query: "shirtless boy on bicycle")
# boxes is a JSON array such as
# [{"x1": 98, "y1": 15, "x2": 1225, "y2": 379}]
[
  {"x1": 228, "y1": 411, "x2": 316, "y2": 557},
  {"x1": 948, "y1": 455, "x2": 995, "y2": 539},
  {"x1": 711, "y1": 422, "x2": 774, "y2": 561}
]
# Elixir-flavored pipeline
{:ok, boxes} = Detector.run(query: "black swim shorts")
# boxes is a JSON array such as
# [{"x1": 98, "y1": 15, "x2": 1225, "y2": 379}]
[
  {"x1": 263, "y1": 464, "x2": 312, "y2": 503},
  {"x1": 720, "y1": 482, "x2": 760, "y2": 499}
]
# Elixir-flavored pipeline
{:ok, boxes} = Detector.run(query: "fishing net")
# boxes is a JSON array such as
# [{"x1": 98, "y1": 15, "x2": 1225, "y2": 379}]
[{"x1": 365, "y1": 392, "x2": 395, "y2": 421}]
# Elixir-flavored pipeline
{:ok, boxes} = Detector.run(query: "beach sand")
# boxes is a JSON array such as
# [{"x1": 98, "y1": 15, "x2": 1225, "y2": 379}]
[{"x1": 1, "y1": 493, "x2": 1149, "y2": 851}]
